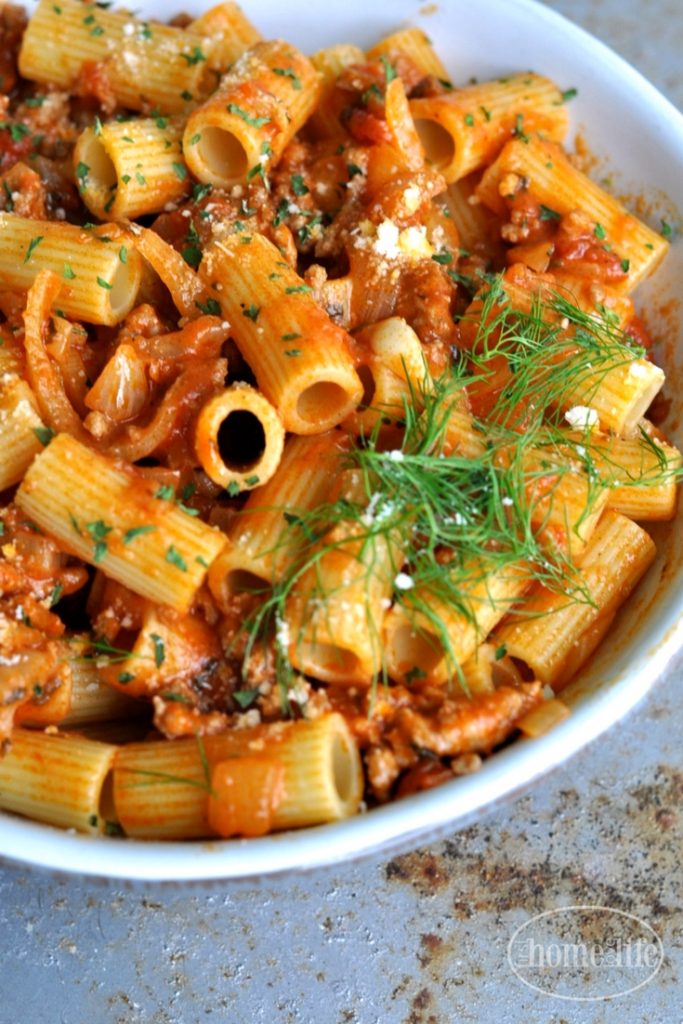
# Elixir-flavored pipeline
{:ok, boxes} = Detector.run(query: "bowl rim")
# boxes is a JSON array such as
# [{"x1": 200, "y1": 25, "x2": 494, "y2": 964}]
[{"x1": 3, "y1": 0, "x2": 683, "y2": 882}]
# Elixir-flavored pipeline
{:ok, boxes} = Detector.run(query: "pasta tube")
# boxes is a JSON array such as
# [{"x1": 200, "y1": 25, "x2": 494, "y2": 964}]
[
  {"x1": 200, "y1": 232, "x2": 363, "y2": 433},
  {"x1": 194, "y1": 384, "x2": 285, "y2": 492},
  {"x1": 346, "y1": 316, "x2": 431, "y2": 435},
  {"x1": 61, "y1": 640, "x2": 144, "y2": 727},
  {"x1": 19, "y1": 0, "x2": 212, "y2": 114},
  {"x1": 16, "y1": 433, "x2": 227, "y2": 613},
  {"x1": 573, "y1": 430, "x2": 681, "y2": 520},
  {"x1": 367, "y1": 27, "x2": 450, "y2": 80},
  {"x1": 98, "y1": 604, "x2": 220, "y2": 699},
  {"x1": 0, "y1": 214, "x2": 141, "y2": 326},
  {"x1": 0, "y1": 375, "x2": 45, "y2": 490},
  {"x1": 495, "y1": 511, "x2": 656, "y2": 684},
  {"x1": 309, "y1": 44, "x2": 365, "y2": 138},
  {"x1": 113, "y1": 713, "x2": 363, "y2": 838},
  {"x1": 409, "y1": 73, "x2": 568, "y2": 183},
  {"x1": 190, "y1": 2, "x2": 262, "y2": 74},
  {"x1": 286, "y1": 470, "x2": 403, "y2": 686},
  {"x1": 383, "y1": 560, "x2": 531, "y2": 685},
  {"x1": 0, "y1": 729, "x2": 116, "y2": 834},
  {"x1": 476, "y1": 138, "x2": 668, "y2": 291},
  {"x1": 74, "y1": 117, "x2": 189, "y2": 220},
  {"x1": 183, "y1": 40, "x2": 322, "y2": 187},
  {"x1": 208, "y1": 431, "x2": 349, "y2": 608}
]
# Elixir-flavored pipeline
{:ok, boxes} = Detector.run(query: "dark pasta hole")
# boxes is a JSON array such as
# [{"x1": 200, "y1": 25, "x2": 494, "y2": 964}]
[
  {"x1": 217, "y1": 410, "x2": 266, "y2": 471},
  {"x1": 357, "y1": 364, "x2": 376, "y2": 410}
]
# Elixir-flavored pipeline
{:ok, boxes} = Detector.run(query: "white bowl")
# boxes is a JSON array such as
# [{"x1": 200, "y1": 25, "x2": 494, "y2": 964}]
[{"x1": 6, "y1": 0, "x2": 683, "y2": 880}]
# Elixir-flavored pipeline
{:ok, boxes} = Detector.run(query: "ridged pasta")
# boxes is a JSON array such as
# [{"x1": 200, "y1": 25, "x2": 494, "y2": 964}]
[
  {"x1": 16, "y1": 433, "x2": 227, "y2": 612},
  {"x1": 0, "y1": 215, "x2": 142, "y2": 326},
  {"x1": 183, "y1": 40, "x2": 322, "y2": 186},
  {"x1": 74, "y1": 117, "x2": 189, "y2": 220},
  {"x1": 200, "y1": 231, "x2": 363, "y2": 433},
  {"x1": 113, "y1": 713, "x2": 363, "y2": 838}
]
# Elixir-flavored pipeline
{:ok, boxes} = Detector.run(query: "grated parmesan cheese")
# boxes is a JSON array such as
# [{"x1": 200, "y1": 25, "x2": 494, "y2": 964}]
[{"x1": 564, "y1": 405, "x2": 599, "y2": 429}]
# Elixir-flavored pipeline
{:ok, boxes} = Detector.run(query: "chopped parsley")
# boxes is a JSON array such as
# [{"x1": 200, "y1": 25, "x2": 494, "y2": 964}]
[
  {"x1": 181, "y1": 46, "x2": 206, "y2": 66},
  {"x1": 150, "y1": 632, "x2": 165, "y2": 668},
  {"x1": 272, "y1": 197, "x2": 290, "y2": 227},
  {"x1": 233, "y1": 688, "x2": 259, "y2": 709},
  {"x1": 227, "y1": 103, "x2": 270, "y2": 128},
  {"x1": 512, "y1": 114, "x2": 529, "y2": 142},
  {"x1": 192, "y1": 182, "x2": 211, "y2": 202},
  {"x1": 405, "y1": 666, "x2": 427, "y2": 684},
  {"x1": 361, "y1": 83, "x2": 383, "y2": 106},
  {"x1": 379, "y1": 55, "x2": 396, "y2": 83},
  {"x1": 273, "y1": 67, "x2": 302, "y2": 89},
  {"x1": 123, "y1": 525, "x2": 157, "y2": 544},
  {"x1": 182, "y1": 222, "x2": 202, "y2": 269},
  {"x1": 85, "y1": 519, "x2": 113, "y2": 563},
  {"x1": 75, "y1": 162, "x2": 89, "y2": 188},
  {"x1": 195, "y1": 297, "x2": 221, "y2": 316},
  {"x1": 242, "y1": 303, "x2": 260, "y2": 322},
  {"x1": 291, "y1": 174, "x2": 309, "y2": 196},
  {"x1": 33, "y1": 425, "x2": 55, "y2": 446},
  {"x1": 166, "y1": 545, "x2": 188, "y2": 571},
  {"x1": 24, "y1": 236, "x2": 44, "y2": 263}
]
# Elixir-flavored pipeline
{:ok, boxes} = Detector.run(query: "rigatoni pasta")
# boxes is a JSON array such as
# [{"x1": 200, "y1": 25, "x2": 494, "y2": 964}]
[
  {"x1": 0, "y1": 375, "x2": 46, "y2": 490},
  {"x1": 0, "y1": 214, "x2": 142, "y2": 325},
  {"x1": 183, "y1": 39, "x2": 322, "y2": 186},
  {"x1": 19, "y1": 0, "x2": 214, "y2": 114},
  {"x1": 16, "y1": 433, "x2": 226, "y2": 611},
  {"x1": 194, "y1": 384, "x2": 285, "y2": 492},
  {"x1": 200, "y1": 230, "x2": 363, "y2": 433},
  {"x1": 0, "y1": 0, "x2": 679, "y2": 844},
  {"x1": 74, "y1": 117, "x2": 189, "y2": 220},
  {"x1": 113, "y1": 713, "x2": 362, "y2": 838},
  {"x1": 409, "y1": 73, "x2": 569, "y2": 183}
]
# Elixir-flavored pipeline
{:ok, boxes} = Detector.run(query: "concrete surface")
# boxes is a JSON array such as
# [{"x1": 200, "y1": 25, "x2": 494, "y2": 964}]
[{"x1": 1, "y1": 3, "x2": 683, "y2": 1022}]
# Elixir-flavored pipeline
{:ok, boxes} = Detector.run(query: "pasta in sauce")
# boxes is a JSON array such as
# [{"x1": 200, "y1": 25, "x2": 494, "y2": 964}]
[{"x1": 0, "y1": 0, "x2": 679, "y2": 839}]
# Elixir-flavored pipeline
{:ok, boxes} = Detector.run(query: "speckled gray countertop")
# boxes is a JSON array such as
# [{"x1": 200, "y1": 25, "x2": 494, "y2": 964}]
[{"x1": 2, "y1": 4, "x2": 683, "y2": 1023}]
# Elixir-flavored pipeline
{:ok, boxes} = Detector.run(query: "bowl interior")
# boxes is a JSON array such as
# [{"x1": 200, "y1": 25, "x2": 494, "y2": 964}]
[{"x1": 5, "y1": 0, "x2": 683, "y2": 880}]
